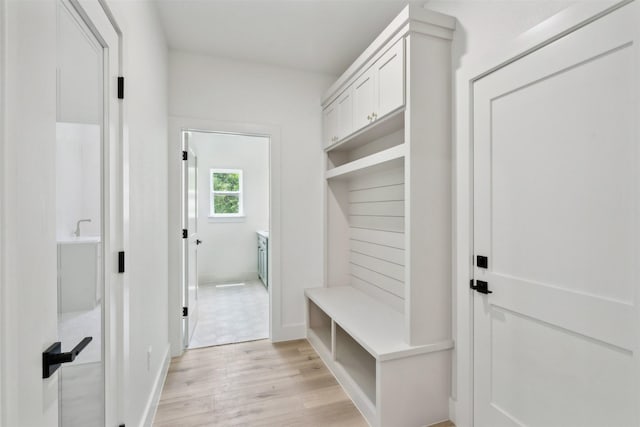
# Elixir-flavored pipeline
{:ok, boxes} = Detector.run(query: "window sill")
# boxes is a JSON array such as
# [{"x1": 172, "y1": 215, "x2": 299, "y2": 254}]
[{"x1": 208, "y1": 215, "x2": 246, "y2": 223}]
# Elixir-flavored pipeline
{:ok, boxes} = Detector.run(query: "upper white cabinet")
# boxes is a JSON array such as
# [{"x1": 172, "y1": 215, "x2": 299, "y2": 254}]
[
  {"x1": 324, "y1": 85, "x2": 355, "y2": 147},
  {"x1": 322, "y1": 100, "x2": 338, "y2": 146},
  {"x1": 353, "y1": 68, "x2": 376, "y2": 131},
  {"x1": 337, "y1": 86, "x2": 353, "y2": 142},
  {"x1": 329, "y1": 38, "x2": 404, "y2": 148},
  {"x1": 375, "y1": 39, "x2": 404, "y2": 119},
  {"x1": 312, "y1": 5, "x2": 456, "y2": 427}
]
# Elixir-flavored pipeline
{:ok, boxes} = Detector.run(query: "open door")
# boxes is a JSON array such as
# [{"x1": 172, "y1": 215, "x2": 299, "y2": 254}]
[
  {"x1": 182, "y1": 132, "x2": 199, "y2": 348},
  {"x1": 2, "y1": 0, "x2": 123, "y2": 425}
]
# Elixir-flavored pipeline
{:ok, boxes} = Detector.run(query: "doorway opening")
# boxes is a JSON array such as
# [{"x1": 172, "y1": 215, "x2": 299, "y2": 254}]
[
  {"x1": 182, "y1": 130, "x2": 270, "y2": 349},
  {"x1": 54, "y1": 0, "x2": 123, "y2": 425}
]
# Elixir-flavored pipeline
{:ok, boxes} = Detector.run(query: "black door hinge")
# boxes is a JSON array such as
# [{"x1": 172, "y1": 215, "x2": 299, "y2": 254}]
[
  {"x1": 476, "y1": 255, "x2": 488, "y2": 269},
  {"x1": 183, "y1": 307, "x2": 188, "y2": 317},
  {"x1": 182, "y1": 229, "x2": 188, "y2": 239},
  {"x1": 118, "y1": 251, "x2": 125, "y2": 273},
  {"x1": 471, "y1": 279, "x2": 492, "y2": 294},
  {"x1": 117, "y1": 76, "x2": 124, "y2": 100},
  {"x1": 182, "y1": 150, "x2": 188, "y2": 161}
]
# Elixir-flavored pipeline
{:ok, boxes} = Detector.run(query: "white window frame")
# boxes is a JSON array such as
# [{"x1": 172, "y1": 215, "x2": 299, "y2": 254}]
[{"x1": 210, "y1": 168, "x2": 244, "y2": 218}]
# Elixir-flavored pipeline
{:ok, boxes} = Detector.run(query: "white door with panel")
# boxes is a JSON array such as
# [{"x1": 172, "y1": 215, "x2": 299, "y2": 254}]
[
  {"x1": 183, "y1": 134, "x2": 199, "y2": 348},
  {"x1": 473, "y1": 3, "x2": 639, "y2": 426}
]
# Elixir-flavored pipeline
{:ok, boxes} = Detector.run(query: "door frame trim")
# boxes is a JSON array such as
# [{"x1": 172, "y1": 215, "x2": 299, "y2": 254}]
[
  {"x1": 58, "y1": 0, "x2": 127, "y2": 424},
  {"x1": 168, "y1": 116, "x2": 281, "y2": 357},
  {"x1": 452, "y1": 1, "x2": 633, "y2": 425},
  {"x1": 0, "y1": 0, "x2": 6, "y2": 423}
]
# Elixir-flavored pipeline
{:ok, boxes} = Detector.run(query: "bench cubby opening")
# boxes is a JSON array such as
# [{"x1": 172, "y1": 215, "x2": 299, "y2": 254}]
[{"x1": 335, "y1": 323, "x2": 377, "y2": 406}]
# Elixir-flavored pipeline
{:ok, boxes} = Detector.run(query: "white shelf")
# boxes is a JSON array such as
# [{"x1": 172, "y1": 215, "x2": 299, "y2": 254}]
[
  {"x1": 305, "y1": 286, "x2": 453, "y2": 361},
  {"x1": 325, "y1": 144, "x2": 405, "y2": 181},
  {"x1": 309, "y1": 338, "x2": 377, "y2": 425}
]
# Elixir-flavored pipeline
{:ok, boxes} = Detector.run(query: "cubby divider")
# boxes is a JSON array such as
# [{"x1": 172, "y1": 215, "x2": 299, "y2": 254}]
[{"x1": 307, "y1": 299, "x2": 332, "y2": 353}]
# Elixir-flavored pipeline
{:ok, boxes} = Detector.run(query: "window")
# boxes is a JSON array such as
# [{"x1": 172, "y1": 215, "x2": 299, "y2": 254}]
[{"x1": 210, "y1": 169, "x2": 243, "y2": 217}]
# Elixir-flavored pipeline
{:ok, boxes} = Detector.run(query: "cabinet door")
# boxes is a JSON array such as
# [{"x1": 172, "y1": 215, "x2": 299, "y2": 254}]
[
  {"x1": 323, "y1": 100, "x2": 339, "y2": 148},
  {"x1": 353, "y1": 68, "x2": 376, "y2": 130},
  {"x1": 375, "y1": 38, "x2": 404, "y2": 118},
  {"x1": 337, "y1": 86, "x2": 354, "y2": 141},
  {"x1": 263, "y1": 241, "x2": 268, "y2": 286}
]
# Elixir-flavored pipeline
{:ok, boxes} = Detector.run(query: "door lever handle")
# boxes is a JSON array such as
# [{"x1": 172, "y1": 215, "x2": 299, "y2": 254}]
[
  {"x1": 43, "y1": 337, "x2": 93, "y2": 378},
  {"x1": 470, "y1": 280, "x2": 492, "y2": 295},
  {"x1": 196, "y1": 239, "x2": 202, "y2": 245}
]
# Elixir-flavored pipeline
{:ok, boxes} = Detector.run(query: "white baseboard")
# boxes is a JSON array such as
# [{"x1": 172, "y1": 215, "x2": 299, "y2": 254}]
[
  {"x1": 141, "y1": 344, "x2": 171, "y2": 427},
  {"x1": 271, "y1": 322, "x2": 305, "y2": 342}
]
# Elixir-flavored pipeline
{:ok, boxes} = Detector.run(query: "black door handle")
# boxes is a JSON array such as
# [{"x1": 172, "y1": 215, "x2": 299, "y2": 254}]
[
  {"x1": 196, "y1": 239, "x2": 202, "y2": 245},
  {"x1": 470, "y1": 280, "x2": 492, "y2": 295},
  {"x1": 43, "y1": 337, "x2": 93, "y2": 378}
]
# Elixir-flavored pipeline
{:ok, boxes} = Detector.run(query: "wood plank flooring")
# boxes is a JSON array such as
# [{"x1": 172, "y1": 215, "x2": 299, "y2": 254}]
[{"x1": 153, "y1": 339, "x2": 454, "y2": 427}]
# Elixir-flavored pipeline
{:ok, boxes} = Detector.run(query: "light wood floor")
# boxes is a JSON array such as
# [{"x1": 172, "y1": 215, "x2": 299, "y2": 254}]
[{"x1": 153, "y1": 339, "x2": 454, "y2": 427}]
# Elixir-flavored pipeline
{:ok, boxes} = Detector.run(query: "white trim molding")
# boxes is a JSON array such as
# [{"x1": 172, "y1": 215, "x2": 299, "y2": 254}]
[
  {"x1": 451, "y1": 1, "x2": 631, "y2": 426},
  {"x1": 168, "y1": 116, "x2": 282, "y2": 356},
  {"x1": 0, "y1": 0, "x2": 6, "y2": 423},
  {"x1": 142, "y1": 344, "x2": 171, "y2": 427}
]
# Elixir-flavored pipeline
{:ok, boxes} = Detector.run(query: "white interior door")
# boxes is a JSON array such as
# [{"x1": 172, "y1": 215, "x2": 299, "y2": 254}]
[
  {"x1": 473, "y1": 3, "x2": 640, "y2": 426},
  {"x1": 183, "y1": 133, "x2": 199, "y2": 348},
  {"x1": 3, "y1": 0, "x2": 121, "y2": 425}
]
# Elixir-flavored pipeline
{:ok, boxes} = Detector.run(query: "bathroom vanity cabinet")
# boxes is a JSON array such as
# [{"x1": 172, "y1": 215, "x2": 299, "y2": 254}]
[
  {"x1": 257, "y1": 231, "x2": 269, "y2": 288},
  {"x1": 58, "y1": 238, "x2": 101, "y2": 312}
]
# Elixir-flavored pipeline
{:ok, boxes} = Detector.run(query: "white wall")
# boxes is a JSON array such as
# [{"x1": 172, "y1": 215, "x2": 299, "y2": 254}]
[
  {"x1": 168, "y1": 52, "x2": 334, "y2": 346},
  {"x1": 425, "y1": 0, "x2": 575, "y2": 71},
  {"x1": 191, "y1": 132, "x2": 269, "y2": 284},
  {"x1": 420, "y1": 1, "x2": 575, "y2": 426},
  {"x1": 108, "y1": 2, "x2": 170, "y2": 426}
]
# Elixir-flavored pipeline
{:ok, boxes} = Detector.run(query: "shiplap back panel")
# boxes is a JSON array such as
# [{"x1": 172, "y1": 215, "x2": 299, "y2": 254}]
[
  {"x1": 348, "y1": 164, "x2": 405, "y2": 308},
  {"x1": 348, "y1": 129, "x2": 404, "y2": 162}
]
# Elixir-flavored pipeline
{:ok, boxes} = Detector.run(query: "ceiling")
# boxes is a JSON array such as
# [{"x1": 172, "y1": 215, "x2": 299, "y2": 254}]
[{"x1": 155, "y1": 0, "x2": 426, "y2": 76}]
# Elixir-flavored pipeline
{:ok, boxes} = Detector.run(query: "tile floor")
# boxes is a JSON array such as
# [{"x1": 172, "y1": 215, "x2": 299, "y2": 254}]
[{"x1": 188, "y1": 279, "x2": 269, "y2": 348}]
